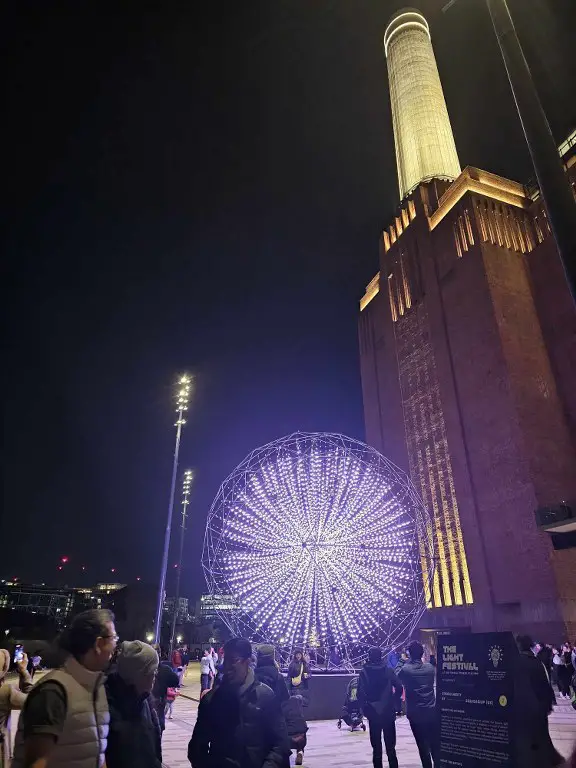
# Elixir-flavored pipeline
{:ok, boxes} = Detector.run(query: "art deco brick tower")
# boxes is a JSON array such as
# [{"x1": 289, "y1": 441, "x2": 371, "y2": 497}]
[
  {"x1": 384, "y1": 8, "x2": 461, "y2": 199},
  {"x1": 359, "y1": 9, "x2": 576, "y2": 639}
]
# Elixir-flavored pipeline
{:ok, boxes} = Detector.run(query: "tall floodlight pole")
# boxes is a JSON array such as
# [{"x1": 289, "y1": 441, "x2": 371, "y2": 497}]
[
  {"x1": 169, "y1": 469, "x2": 194, "y2": 655},
  {"x1": 443, "y1": 0, "x2": 576, "y2": 305},
  {"x1": 154, "y1": 375, "x2": 192, "y2": 646}
]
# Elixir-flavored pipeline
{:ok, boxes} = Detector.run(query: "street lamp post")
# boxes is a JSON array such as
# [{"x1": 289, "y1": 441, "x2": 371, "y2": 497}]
[
  {"x1": 153, "y1": 375, "x2": 192, "y2": 646},
  {"x1": 444, "y1": 0, "x2": 576, "y2": 305},
  {"x1": 169, "y1": 469, "x2": 194, "y2": 655}
]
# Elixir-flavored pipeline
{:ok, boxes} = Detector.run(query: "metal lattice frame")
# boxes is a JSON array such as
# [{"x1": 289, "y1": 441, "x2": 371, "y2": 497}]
[{"x1": 202, "y1": 432, "x2": 434, "y2": 667}]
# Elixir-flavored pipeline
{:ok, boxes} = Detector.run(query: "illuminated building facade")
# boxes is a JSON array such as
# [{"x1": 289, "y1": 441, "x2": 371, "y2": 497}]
[
  {"x1": 384, "y1": 9, "x2": 461, "y2": 199},
  {"x1": 359, "y1": 10, "x2": 576, "y2": 638}
]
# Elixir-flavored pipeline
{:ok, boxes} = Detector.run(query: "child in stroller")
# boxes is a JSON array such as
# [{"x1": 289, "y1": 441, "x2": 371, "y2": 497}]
[{"x1": 337, "y1": 676, "x2": 366, "y2": 731}]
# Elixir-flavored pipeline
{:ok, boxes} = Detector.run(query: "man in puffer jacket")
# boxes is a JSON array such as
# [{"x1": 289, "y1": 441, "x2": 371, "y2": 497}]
[
  {"x1": 188, "y1": 637, "x2": 289, "y2": 768},
  {"x1": 358, "y1": 647, "x2": 403, "y2": 768},
  {"x1": 254, "y1": 645, "x2": 289, "y2": 706},
  {"x1": 11, "y1": 609, "x2": 117, "y2": 768}
]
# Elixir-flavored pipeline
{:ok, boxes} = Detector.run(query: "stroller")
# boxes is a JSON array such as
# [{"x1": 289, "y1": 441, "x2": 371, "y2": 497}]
[{"x1": 337, "y1": 676, "x2": 366, "y2": 731}]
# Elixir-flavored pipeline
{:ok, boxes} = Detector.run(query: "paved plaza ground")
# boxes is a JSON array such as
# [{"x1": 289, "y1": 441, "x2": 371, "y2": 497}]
[
  {"x1": 7, "y1": 665, "x2": 576, "y2": 767},
  {"x1": 163, "y1": 665, "x2": 576, "y2": 768}
]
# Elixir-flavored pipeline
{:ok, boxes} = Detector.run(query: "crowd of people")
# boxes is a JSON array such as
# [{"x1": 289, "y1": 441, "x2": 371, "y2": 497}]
[{"x1": 1, "y1": 608, "x2": 575, "y2": 768}]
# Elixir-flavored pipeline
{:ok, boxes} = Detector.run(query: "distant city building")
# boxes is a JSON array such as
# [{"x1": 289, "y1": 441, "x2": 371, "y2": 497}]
[
  {"x1": 197, "y1": 594, "x2": 238, "y2": 622},
  {"x1": 0, "y1": 582, "x2": 76, "y2": 621},
  {"x1": 359, "y1": 11, "x2": 576, "y2": 639},
  {"x1": 164, "y1": 596, "x2": 190, "y2": 623},
  {"x1": 75, "y1": 583, "x2": 126, "y2": 609}
]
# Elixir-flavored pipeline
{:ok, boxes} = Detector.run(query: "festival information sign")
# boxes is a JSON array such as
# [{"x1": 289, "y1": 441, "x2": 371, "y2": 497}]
[{"x1": 437, "y1": 632, "x2": 518, "y2": 767}]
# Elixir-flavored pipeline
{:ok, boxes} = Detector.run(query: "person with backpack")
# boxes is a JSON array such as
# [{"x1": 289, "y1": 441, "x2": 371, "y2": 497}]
[{"x1": 358, "y1": 647, "x2": 403, "y2": 768}]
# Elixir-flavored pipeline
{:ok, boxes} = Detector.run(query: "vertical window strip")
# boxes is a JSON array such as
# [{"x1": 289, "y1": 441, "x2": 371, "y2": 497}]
[
  {"x1": 476, "y1": 201, "x2": 488, "y2": 241},
  {"x1": 388, "y1": 274, "x2": 398, "y2": 322},
  {"x1": 522, "y1": 216, "x2": 534, "y2": 252},
  {"x1": 458, "y1": 216, "x2": 469, "y2": 252},
  {"x1": 400, "y1": 253, "x2": 412, "y2": 310},
  {"x1": 508, "y1": 210, "x2": 520, "y2": 252},
  {"x1": 464, "y1": 209, "x2": 475, "y2": 245},
  {"x1": 454, "y1": 223, "x2": 463, "y2": 258}
]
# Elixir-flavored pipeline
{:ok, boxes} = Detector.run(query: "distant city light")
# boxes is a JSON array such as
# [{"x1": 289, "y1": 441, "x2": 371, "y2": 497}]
[
  {"x1": 111, "y1": 568, "x2": 116, "y2": 573},
  {"x1": 137, "y1": 577, "x2": 141, "y2": 581},
  {"x1": 176, "y1": 634, "x2": 183, "y2": 644},
  {"x1": 146, "y1": 632, "x2": 154, "y2": 642},
  {"x1": 61, "y1": 556, "x2": 69, "y2": 564},
  {"x1": 203, "y1": 432, "x2": 433, "y2": 666}
]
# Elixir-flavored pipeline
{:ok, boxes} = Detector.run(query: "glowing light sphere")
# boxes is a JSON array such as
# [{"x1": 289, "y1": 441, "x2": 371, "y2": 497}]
[{"x1": 203, "y1": 432, "x2": 434, "y2": 666}]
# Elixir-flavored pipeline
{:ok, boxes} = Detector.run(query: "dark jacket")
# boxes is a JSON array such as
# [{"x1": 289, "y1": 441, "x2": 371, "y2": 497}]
[
  {"x1": 154, "y1": 661, "x2": 180, "y2": 700},
  {"x1": 288, "y1": 660, "x2": 309, "y2": 690},
  {"x1": 281, "y1": 696, "x2": 308, "y2": 737},
  {"x1": 515, "y1": 651, "x2": 556, "y2": 721},
  {"x1": 105, "y1": 674, "x2": 162, "y2": 768},
  {"x1": 397, "y1": 660, "x2": 436, "y2": 723},
  {"x1": 188, "y1": 674, "x2": 290, "y2": 768},
  {"x1": 358, "y1": 662, "x2": 403, "y2": 719},
  {"x1": 254, "y1": 661, "x2": 289, "y2": 705}
]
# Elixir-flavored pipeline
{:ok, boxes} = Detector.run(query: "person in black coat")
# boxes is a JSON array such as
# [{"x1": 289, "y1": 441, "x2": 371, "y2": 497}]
[
  {"x1": 105, "y1": 641, "x2": 162, "y2": 768},
  {"x1": 514, "y1": 635, "x2": 563, "y2": 768},
  {"x1": 153, "y1": 656, "x2": 180, "y2": 732},
  {"x1": 254, "y1": 645, "x2": 289, "y2": 705},
  {"x1": 282, "y1": 695, "x2": 308, "y2": 766},
  {"x1": 188, "y1": 637, "x2": 290, "y2": 768},
  {"x1": 358, "y1": 647, "x2": 403, "y2": 768}
]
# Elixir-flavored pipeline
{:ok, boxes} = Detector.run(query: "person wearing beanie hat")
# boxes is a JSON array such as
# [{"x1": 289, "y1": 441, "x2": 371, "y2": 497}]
[
  {"x1": 254, "y1": 645, "x2": 289, "y2": 705},
  {"x1": 1, "y1": 649, "x2": 33, "y2": 764},
  {"x1": 105, "y1": 641, "x2": 162, "y2": 768}
]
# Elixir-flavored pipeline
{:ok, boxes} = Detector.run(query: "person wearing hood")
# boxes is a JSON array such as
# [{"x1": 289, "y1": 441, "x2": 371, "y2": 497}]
[
  {"x1": 397, "y1": 641, "x2": 438, "y2": 768},
  {"x1": 1, "y1": 649, "x2": 33, "y2": 765},
  {"x1": 358, "y1": 647, "x2": 403, "y2": 768},
  {"x1": 105, "y1": 640, "x2": 161, "y2": 768},
  {"x1": 188, "y1": 637, "x2": 289, "y2": 768},
  {"x1": 254, "y1": 645, "x2": 289, "y2": 705}
]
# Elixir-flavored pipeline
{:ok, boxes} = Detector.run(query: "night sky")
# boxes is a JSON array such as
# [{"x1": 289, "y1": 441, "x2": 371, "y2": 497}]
[{"x1": 4, "y1": 0, "x2": 576, "y2": 599}]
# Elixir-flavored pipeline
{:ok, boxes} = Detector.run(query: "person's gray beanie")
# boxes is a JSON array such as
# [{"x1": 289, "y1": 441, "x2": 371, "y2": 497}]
[{"x1": 116, "y1": 641, "x2": 158, "y2": 685}]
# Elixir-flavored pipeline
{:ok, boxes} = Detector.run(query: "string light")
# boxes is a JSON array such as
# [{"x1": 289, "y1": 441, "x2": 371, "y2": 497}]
[{"x1": 203, "y1": 431, "x2": 434, "y2": 666}]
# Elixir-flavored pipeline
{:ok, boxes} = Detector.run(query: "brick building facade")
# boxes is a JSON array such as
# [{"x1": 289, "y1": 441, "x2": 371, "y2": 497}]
[{"x1": 359, "y1": 144, "x2": 576, "y2": 640}]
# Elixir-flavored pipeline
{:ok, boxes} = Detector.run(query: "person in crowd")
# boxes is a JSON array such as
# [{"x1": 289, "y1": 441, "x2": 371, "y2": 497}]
[
  {"x1": 153, "y1": 654, "x2": 180, "y2": 732},
  {"x1": 188, "y1": 637, "x2": 289, "y2": 768},
  {"x1": 282, "y1": 694, "x2": 308, "y2": 766},
  {"x1": 165, "y1": 684, "x2": 180, "y2": 720},
  {"x1": 181, "y1": 647, "x2": 190, "y2": 680},
  {"x1": 254, "y1": 645, "x2": 289, "y2": 705},
  {"x1": 358, "y1": 647, "x2": 403, "y2": 768},
  {"x1": 172, "y1": 646, "x2": 183, "y2": 672},
  {"x1": 200, "y1": 649, "x2": 215, "y2": 693},
  {"x1": 105, "y1": 640, "x2": 161, "y2": 768},
  {"x1": 557, "y1": 644, "x2": 573, "y2": 699},
  {"x1": 1, "y1": 649, "x2": 33, "y2": 765},
  {"x1": 11, "y1": 608, "x2": 116, "y2": 768},
  {"x1": 386, "y1": 648, "x2": 399, "y2": 671},
  {"x1": 552, "y1": 647, "x2": 564, "y2": 688},
  {"x1": 394, "y1": 650, "x2": 409, "y2": 717},
  {"x1": 514, "y1": 635, "x2": 563, "y2": 767},
  {"x1": 397, "y1": 641, "x2": 438, "y2": 768},
  {"x1": 537, "y1": 644, "x2": 553, "y2": 679},
  {"x1": 288, "y1": 649, "x2": 310, "y2": 702},
  {"x1": 563, "y1": 643, "x2": 575, "y2": 691}
]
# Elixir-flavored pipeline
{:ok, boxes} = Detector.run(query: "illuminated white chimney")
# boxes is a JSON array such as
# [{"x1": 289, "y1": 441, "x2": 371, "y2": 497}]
[{"x1": 384, "y1": 8, "x2": 461, "y2": 199}]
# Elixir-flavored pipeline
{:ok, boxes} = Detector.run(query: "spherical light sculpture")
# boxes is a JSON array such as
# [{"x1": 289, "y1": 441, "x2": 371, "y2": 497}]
[{"x1": 203, "y1": 432, "x2": 434, "y2": 667}]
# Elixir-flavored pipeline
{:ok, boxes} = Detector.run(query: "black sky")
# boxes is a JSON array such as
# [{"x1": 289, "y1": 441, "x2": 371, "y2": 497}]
[{"x1": 4, "y1": 0, "x2": 576, "y2": 599}]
